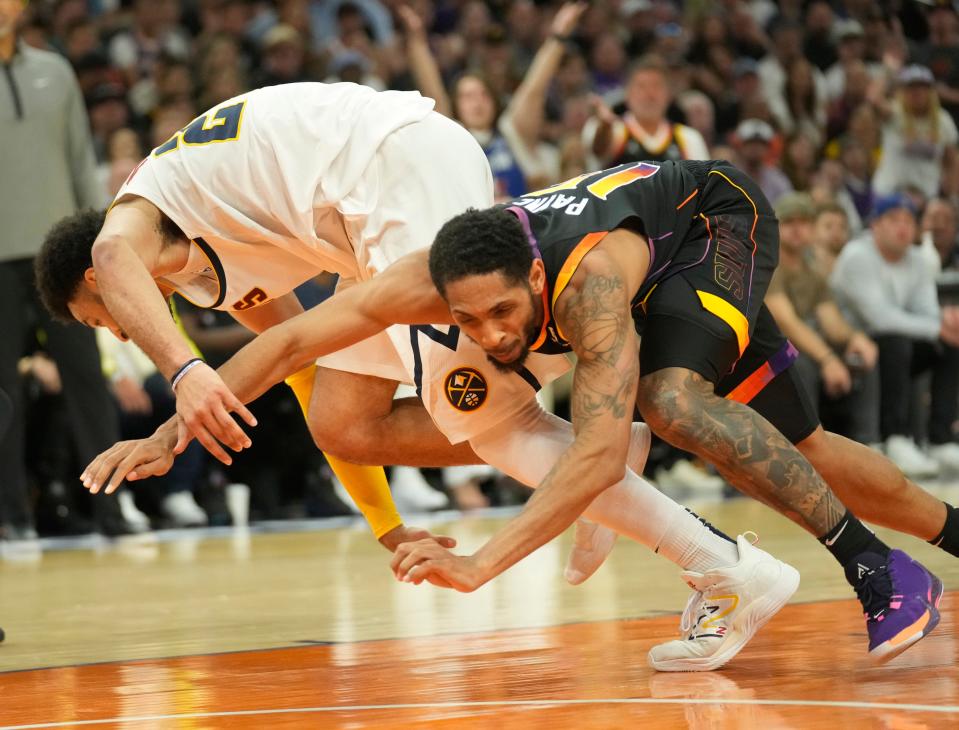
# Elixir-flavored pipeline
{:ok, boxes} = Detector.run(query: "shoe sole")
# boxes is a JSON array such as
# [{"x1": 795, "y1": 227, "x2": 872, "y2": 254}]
[
  {"x1": 869, "y1": 573, "x2": 944, "y2": 665},
  {"x1": 648, "y1": 560, "x2": 801, "y2": 672}
]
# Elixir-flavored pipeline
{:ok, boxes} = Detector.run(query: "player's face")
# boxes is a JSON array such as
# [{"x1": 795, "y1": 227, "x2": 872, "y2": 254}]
[
  {"x1": 67, "y1": 272, "x2": 129, "y2": 342},
  {"x1": 446, "y1": 262, "x2": 545, "y2": 373}
]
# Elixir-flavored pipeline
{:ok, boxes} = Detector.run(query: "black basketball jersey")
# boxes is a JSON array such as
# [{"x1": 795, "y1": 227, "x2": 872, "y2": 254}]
[{"x1": 504, "y1": 159, "x2": 713, "y2": 354}]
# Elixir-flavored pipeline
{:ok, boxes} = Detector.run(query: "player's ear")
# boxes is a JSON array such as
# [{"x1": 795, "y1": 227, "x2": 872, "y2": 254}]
[
  {"x1": 528, "y1": 259, "x2": 546, "y2": 295},
  {"x1": 83, "y1": 267, "x2": 99, "y2": 293}
]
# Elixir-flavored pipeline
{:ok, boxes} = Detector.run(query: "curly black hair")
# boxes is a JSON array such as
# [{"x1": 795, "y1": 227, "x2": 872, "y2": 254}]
[
  {"x1": 34, "y1": 208, "x2": 106, "y2": 322},
  {"x1": 429, "y1": 207, "x2": 532, "y2": 297}
]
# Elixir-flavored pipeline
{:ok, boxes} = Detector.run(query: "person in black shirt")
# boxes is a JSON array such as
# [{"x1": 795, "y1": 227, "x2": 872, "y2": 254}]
[{"x1": 411, "y1": 159, "x2": 952, "y2": 664}]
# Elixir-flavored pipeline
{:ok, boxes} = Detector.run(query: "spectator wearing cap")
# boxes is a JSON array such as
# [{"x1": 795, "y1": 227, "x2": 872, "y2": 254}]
[
  {"x1": 734, "y1": 118, "x2": 792, "y2": 205},
  {"x1": 824, "y1": 19, "x2": 883, "y2": 102},
  {"x1": 766, "y1": 193, "x2": 880, "y2": 445},
  {"x1": 0, "y1": 0, "x2": 138, "y2": 537},
  {"x1": 912, "y1": 0, "x2": 959, "y2": 124},
  {"x1": 584, "y1": 56, "x2": 709, "y2": 168},
  {"x1": 831, "y1": 193, "x2": 959, "y2": 477},
  {"x1": 873, "y1": 64, "x2": 959, "y2": 201},
  {"x1": 255, "y1": 24, "x2": 309, "y2": 88}
]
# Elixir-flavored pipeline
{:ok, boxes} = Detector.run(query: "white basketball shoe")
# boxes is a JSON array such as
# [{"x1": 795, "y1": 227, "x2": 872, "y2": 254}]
[
  {"x1": 564, "y1": 423, "x2": 651, "y2": 585},
  {"x1": 648, "y1": 534, "x2": 800, "y2": 672}
]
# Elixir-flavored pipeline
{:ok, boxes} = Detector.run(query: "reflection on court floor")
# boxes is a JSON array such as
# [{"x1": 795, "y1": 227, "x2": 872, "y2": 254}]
[{"x1": 1, "y1": 492, "x2": 958, "y2": 728}]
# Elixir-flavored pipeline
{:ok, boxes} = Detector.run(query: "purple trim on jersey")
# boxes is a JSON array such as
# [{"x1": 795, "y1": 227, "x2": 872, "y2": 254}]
[
  {"x1": 506, "y1": 206, "x2": 544, "y2": 260},
  {"x1": 774, "y1": 340, "x2": 800, "y2": 373}
]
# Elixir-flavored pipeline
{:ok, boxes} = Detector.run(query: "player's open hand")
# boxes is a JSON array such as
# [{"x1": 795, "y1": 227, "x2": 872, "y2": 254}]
[
  {"x1": 81, "y1": 427, "x2": 177, "y2": 495},
  {"x1": 173, "y1": 362, "x2": 257, "y2": 462},
  {"x1": 391, "y1": 539, "x2": 486, "y2": 592},
  {"x1": 378, "y1": 524, "x2": 457, "y2": 552}
]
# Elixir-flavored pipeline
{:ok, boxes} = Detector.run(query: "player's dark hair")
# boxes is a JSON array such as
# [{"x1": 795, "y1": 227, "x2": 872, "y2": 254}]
[
  {"x1": 35, "y1": 208, "x2": 107, "y2": 322},
  {"x1": 429, "y1": 208, "x2": 532, "y2": 298}
]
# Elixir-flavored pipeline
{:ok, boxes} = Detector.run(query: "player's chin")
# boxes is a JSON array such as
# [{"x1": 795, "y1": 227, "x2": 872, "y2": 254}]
[{"x1": 486, "y1": 349, "x2": 528, "y2": 374}]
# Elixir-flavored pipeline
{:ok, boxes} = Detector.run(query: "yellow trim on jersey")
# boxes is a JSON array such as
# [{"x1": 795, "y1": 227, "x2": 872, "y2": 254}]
[
  {"x1": 551, "y1": 231, "x2": 609, "y2": 341},
  {"x1": 696, "y1": 290, "x2": 749, "y2": 355},
  {"x1": 182, "y1": 100, "x2": 247, "y2": 149}
]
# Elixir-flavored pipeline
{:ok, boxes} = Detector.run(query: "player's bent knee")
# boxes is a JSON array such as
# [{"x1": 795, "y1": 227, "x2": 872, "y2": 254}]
[
  {"x1": 636, "y1": 368, "x2": 695, "y2": 434},
  {"x1": 307, "y1": 418, "x2": 379, "y2": 463}
]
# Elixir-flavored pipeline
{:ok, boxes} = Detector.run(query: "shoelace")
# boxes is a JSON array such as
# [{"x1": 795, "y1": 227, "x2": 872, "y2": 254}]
[
  {"x1": 855, "y1": 563, "x2": 894, "y2": 621},
  {"x1": 679, "y1": 590, "x2": 706, "y2": 636}
]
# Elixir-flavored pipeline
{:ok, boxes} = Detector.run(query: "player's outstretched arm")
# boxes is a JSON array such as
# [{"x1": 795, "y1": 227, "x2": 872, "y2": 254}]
[
  {"x1": 213, "y1": 250, "x2": 451, "y2": 408},
  {"x1": 93, "y1": 203, "x2": 199, "y2": 378},
  {"x1": 392, "y1": 251, "x2": 638, "y2": 591}
]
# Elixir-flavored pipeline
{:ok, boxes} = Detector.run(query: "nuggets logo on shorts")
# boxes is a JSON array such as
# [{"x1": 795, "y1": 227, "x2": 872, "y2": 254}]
[{"x1": 444, "y1": 367, "x2": 488, "y2": 412}]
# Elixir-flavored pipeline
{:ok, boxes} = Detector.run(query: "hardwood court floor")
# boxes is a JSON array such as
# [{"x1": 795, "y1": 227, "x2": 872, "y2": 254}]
[{"x1": 1, "y1": 491, "x2": 958, "y2": 728}]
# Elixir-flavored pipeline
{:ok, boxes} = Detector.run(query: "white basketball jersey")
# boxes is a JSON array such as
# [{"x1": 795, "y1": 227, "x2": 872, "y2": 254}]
[{"x1": 114, "y1": 82, "x2": 434, "y2": 310}]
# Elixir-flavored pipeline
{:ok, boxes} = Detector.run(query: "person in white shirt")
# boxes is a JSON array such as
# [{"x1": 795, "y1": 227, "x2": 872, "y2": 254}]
[
  {"x1": 873, "y1": 65, "x2": 959, "y2": 201},
  {"x1": 831, "y1": 193, "x2": 959, "y2": 477}
]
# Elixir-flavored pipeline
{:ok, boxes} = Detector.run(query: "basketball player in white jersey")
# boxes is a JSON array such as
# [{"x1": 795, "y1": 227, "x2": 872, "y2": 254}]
[{"x1": 42, "y1": 82, "x2": 798, "y2": 672}]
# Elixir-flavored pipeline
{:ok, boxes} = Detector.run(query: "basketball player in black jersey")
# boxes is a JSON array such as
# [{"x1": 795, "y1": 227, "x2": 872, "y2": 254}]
[
  {"x1": 395, "y1": 159, "x2": 952, "y2": 663},
  {"x1": 83, "y1": 160, "x2": 958, "y2": 664}
]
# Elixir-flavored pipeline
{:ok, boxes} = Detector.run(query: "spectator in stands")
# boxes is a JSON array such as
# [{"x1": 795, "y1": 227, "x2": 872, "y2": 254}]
[
  {"x1": 108, "y1": 0, "x2": 190, "y2": 86},
  {"x1": 922, "y1": 197, "x2": 959, "y2": 272},
  {"x1": 809, "y1": 200, "x2": 852, "y2": 277},
  {"x1": 1, "y1": 0, "x2": 135, "y2": 537},
  {"x1": 771, "y1": 57, "x2": 827, "y2": 147},
  {"x1": 873, "y1": 64, "x2": 959, "y2": 201},
  {"x1": 585, "y1": 56, "x2": 709, "y2": 168},
  {"x1": 401, "y1": 2, "x2": 584, "y2": 198},
  {"x1": 255, "y1": 24, "x2": 309, "y2": 88},
  {"x1": 765, "y1": 193, "x2": 880, "y2": 446},
  {"x1": 912, "y1": 0, "x2": 959, "y2": 124},
  {"x1": 733, "y1": 118, "x2": 793, "y2": 205},
  {"x1": 831, "y1": 194, "x2": 959, "y2": 477},
  {"x1": 809, "y1": 159, "x2": 863, "y2": 235}
]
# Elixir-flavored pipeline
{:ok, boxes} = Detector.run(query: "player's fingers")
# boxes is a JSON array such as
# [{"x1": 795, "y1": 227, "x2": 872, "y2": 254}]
[
  {"x1": 397, "y1": 551, "x2": 430, "y2": 580},
  {"x1": 106, "y1": 454, "x2": 170, "y2": 493},
  {"x1": 435, "y1": 535, "x2": 457, "y2": 549},
  {"x1": 192, "y1": 424, "x2": 234, "y2": 466},
  {"x1": 226, "y1": 394, "x2": 257, "y2": 429},
  {"x1": 206, "y1": 403, "x2": 250, "y2": 451},
  {"x1": 426, "y1": 572, "x2": 454, "y2": 589},
  {"x1": 87, "y1": 447, "x2": 130, "y2": 493},
  {"x1": 174, "y1": 420, "x2": 191, "y2": 455}
]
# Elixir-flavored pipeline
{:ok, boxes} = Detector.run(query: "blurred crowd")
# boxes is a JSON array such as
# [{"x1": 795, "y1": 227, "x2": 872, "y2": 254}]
[{"x1": 5, "y1": 0, "x2": 959, "y2": 538}]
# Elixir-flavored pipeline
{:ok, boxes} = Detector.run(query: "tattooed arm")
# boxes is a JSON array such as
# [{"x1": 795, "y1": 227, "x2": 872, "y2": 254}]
[{"x1": 391, "y1": 248, "x2": 639, "y2": 591}]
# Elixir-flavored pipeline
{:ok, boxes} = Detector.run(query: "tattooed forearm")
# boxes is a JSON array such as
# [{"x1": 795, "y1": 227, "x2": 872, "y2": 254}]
[
  {"x1": 639, "y1": 368, "x2": 845, "y2": 537},
  {"x1": 560, "y1": 271, "x2": 639, "y2": 431}
]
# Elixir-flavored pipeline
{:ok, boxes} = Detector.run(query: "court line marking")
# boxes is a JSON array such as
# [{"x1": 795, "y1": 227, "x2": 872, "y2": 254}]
[{"x1": 5, "y1": 697, "x2": 959, "y2": 728}]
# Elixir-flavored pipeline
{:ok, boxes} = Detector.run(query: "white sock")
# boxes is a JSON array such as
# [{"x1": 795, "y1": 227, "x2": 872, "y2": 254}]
[{"x1": 469, "y1": 401, "x2": 739, "y2": 573}]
